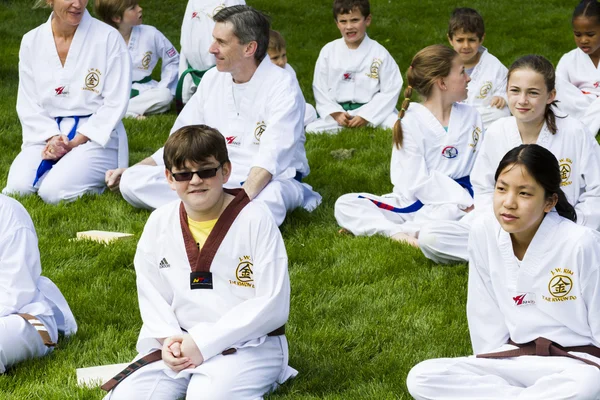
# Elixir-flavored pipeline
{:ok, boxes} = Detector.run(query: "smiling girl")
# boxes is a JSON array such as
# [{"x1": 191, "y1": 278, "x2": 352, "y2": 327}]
[
  {"x1": 419, "y1": 55, "x2": 600, "y2": 264},
  {"x1": 335, "y1": 44, "x2": 483, "y2": 246},
  {"x1": 408, "y1": 144, "x2": 600, "y2": 399}
]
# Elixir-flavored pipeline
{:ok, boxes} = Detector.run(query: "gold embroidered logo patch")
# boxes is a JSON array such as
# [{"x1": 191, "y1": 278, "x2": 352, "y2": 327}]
[
  {"x1": 542, "y1": 267, "x2": 577, "y2": 302},
  {"x1": 469, "y1": 125, "x2": 482, "y2": 151},
  {"x1": 230, "y1": 256, "x2": 255, "y2": 288},
  {"x1": 559, "y1": 158, "x2": 572, "y2": 187},
  {"x1": 254, "y1": 121, "x2": 266, "y2": 142},
  {"x1": 476, "y1": 81, "x2": 492, "y2": 99},
  {"x1": 83, "y1": 68, "x2": 101, "y2": 93},
  {"x1": 141, "y1": 51, "x2": 152, "y2": 70},
  {"x1": 365, "y1": 58, "x2": 382, "y2": 79}
]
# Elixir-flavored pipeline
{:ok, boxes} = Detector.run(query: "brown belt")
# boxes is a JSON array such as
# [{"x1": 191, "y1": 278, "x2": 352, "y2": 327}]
[
  {"x1": 477, "y1": 337, "x2": 600, "y2": 369},
  {"x1": 101, "y1": 325, "x2": 286, "y2": 392},
  {"x1": 17, "y1": 313, "x2": 56, "y2": 347}
]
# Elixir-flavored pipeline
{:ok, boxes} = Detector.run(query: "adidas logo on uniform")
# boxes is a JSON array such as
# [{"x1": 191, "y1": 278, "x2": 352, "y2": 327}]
[{"x1": 159, "y1": 258, "x2": 170, "y2": 269}]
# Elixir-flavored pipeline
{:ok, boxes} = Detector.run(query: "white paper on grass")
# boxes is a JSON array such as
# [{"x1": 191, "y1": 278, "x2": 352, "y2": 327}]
[{"x1": 76, "y1": 363, "x2": 129, "y2": 387}]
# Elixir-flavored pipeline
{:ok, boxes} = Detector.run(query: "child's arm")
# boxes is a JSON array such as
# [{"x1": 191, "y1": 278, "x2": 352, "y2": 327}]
[
  {"x1": 556, "y1": 54, "x2": 571, "y2": 84},
  {"x1": 312, "y1": 45, "x2": 346, "y2": 119},
  {"x1": 489, "y1": 64, "x2": 508, "y2": 109},
  {"x1": 573, "y1": 127, "x2": 600, "y2": 229},
  {"x1": 155, "y1": 29, "x2": 180, "y2": 95},
  {"x1": 467, "y1": 224, "x2": 510, "y2": 354},
  {"x1": 355, "y1": 52, "x2": 402, "y2": 125}
]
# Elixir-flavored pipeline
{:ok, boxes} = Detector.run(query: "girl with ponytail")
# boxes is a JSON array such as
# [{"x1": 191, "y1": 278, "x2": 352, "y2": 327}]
[
  {"x1": 408, "y1": 144, "x2": 600, "y2": 399},
  {"x1": 419, "y1": 54, "x2": 600, "y2": 265},
  {"x1": 335, "y1": 44, "x2": 483, "y2": 246}
]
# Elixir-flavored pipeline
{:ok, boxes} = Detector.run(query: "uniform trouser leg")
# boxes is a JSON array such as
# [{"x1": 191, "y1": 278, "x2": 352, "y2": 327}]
[
  {"x1": 253, "y1": 179, "x2": 321, "y2": 226},
  {"x1": 418, "y1": 220, "x2": 470, "y2": 264},
  {"x1": 119, "y1": 164, "x2": 178, "y2": 210},
  {"x1": 304, "y1": 104, "x2": 318, "y2": 127},
  {"x1": 3, "y1": 139, "x2": 118, "y2": 204},
  {"x1": 381, "y1": 111, "x2": 400, "y2": 130},
  {"x1": 334, "y1": 193, "x2": 409, "y2": 237},
  {"x1": 181, "y1": 73, "x2": 197, "y2": 105},
  {"x1": 0, "y1": 315, "x2": 54, "y2": 374},
  {"x1": 305, "y1": 115, "x2": 343, "y2": 134},
  {"x1": 406, "y1": 355, "x2": 600, "y2": 400},
  {"x1": 127, "y1": 88, "x2": 173, "y2": 117},
  {"x1": 106, "y1": 336, "x2": 288, "y2": 400}
]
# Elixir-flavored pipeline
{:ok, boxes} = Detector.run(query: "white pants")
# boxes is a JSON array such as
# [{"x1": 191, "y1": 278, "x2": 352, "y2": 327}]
[
  {"x1": 335, "y1": 192, "x2": 466, "y2": 237},
  {"x1": 305, "y1": 111, "x2": 398, "y2": 134},
  {"x1": 304, "y1": 104, "x2": 318, "y2": 127},
  {"x1": 120, "y1": 164, "x2": 321, "y2": 226},
  {"x1": 0, "y1": 314, "x2": 56, "y2": 374},
  {"x1": 3, "y1": 134, "x2": 118, "y2": 204},
  {"x1": 407, "y1": 354, "x2": 600, "y2": 400},
  {"x1": 127, "y1": 88, "x2": 173, "y2": 117},
  {"x1": 476, "y1": 105, "x2": 510, "y2": 129},
  {"x1": 419, "y1": 219, "x2": 471, "y2": 264},
  {"x1": 105, "y1": 336, "x2": 296, "y2": 400}
]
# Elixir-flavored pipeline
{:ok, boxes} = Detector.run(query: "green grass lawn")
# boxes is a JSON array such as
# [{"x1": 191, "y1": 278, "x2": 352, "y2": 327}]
[{"x1": 0, "y1": 0, "x2": 580, "y2": 398}]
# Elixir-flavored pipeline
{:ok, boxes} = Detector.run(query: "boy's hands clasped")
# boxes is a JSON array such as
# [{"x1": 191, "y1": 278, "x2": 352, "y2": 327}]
[{"x1": 162, "y1": 334, "x2": 204, "y2": 372}]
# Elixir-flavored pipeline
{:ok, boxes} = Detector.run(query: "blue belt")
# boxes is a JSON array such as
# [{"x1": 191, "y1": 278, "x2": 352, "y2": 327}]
[
  {"x1": 359, "y1": 175, "x2": 473, "y2": 214},
  {"x1": 33, "y1": 115, "x2": 91, "y2": 186}
]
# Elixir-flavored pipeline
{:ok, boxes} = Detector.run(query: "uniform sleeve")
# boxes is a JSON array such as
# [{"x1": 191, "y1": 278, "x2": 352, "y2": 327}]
[
  {"x1": 250, "y1": 77, "x2": 305, "y2": 176},
  {"x1": 16, "y1": 35, "x2": 62, "y2": 144},
  {"x1": 556, "y1": 54, "x2": 570, "y2": 84},
  {"x1": 574, "y1": 129, "x2": 600, "y2": 229},
  {"x1": 134, "y1": 219, "x2": 182, "y2": 342},
  {"x1": 391, "y1": 120, "x2": 473, "y2": 208},
  {"x1": 0, "y1": 226, "x2": 41, "y2": 317},
  {"x1": 579, "y1": 233, "x2": 600, "y2": 345},
  {"x1": 466, "y1": 224, "x2": 510, "y2": 353},
  {"x1": 150, "y1": 78, "x2": 207, "y2": 164},
  {"x1": 471, "y1": 126, "x2": 498, "y2": 211},
  {"x1": 492, "y1": 63, "x2": 508, "y2": 101},
  {"x1": 155, "y1": 29, "x2": 179, "y2": 95},
  {"x1": 76, "y1": 35, "x2": 131, "y2": 147},
  {"x1": 356, "y1": 52, "x2": 402, "y2": 125},
  {"x1": 313, "y1": 45, "x2": 344, "y2": 118},
  {"x1": 189, "y1": 216, "x2": 290, "y2": 361}
]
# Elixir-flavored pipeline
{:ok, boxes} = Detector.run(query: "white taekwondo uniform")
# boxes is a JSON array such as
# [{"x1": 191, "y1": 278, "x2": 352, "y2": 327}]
[
  {"x1": 284, "y1": 63, "x2": 318, "y2": 127},
  {"x1": 419, "y1": 115, "x2": 600, "y2": 264},
  {"x1": 335, "y1": 102, "x2": 483, "y2": 237},
  {"x1": 127, "y1": 24, "x2": 179, "y2": 117},
  {"x1": 556, "y1": 48, "x2": 600, "y2": 135},
  {"x1": 306, "y1": 34, "x2": 402, "y2": 134},
  {"x1": 408, "y1": 212, "x2": 600, "y2": 400},
  {"x1": 120, "y1": 57, "x2": 321, "y2": 226},
  {"x1": 462, "y1": 47, "x2": 510, "y2": 127},
  {"x1": 105, "y1": 196, "x2": 296, "y2": 400},
  {"x1": 3, "y1": 10, "x2": 131, "y2": 204},
  {"x1": 0, "y1": 194, "x2": 77, "y2": 374},
  {"x1": 178, "y1": 0, "x2": 245, "y2": 104}
]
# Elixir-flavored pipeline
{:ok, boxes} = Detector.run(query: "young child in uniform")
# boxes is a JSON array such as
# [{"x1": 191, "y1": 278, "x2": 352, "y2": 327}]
[
  {"x1": 267, "y1": 29, "x2": 317, "y2": 126},
  {"x1": 0, "y1": 194, "x2": 77, "y2": 374},
  {"x1": 334, "y1": 44, "x2": 483, "y2": 246},
  {"x1": 419, "y1": 55, "x2": 600, "y2": 265},
  {"x1": 408, "y1": 144, "x2": 600, "y2": 399},
  {"x1": 306, "y1": 0, "x2": 402, "y2": 134},
  {"x1": 447, "y1": 7, "x2": 509, "y2": 128},
  {"x1": 95, "y1": 0, "x2": 179, "y2": 119},
  {"x1": 102, "y1": 125, "x2": 296, "y2": 400},
  {"x1": 556, "y1": 0, "x2": 600, "y2": 135}
]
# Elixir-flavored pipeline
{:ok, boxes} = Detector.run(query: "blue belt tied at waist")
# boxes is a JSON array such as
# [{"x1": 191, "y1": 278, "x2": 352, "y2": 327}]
[
  {"x1": 33, "y1": 114, "x2": 91, "y2": 186},
  {"x1": 358, "y1": 175, "x2": 473, "y2": 214}
]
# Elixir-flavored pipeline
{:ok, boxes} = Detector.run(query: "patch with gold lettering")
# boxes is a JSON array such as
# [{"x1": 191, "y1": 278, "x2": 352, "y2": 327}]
[
  {"x1": 82, "y1": 68, "x2": 102, "y2": 94},
  {"x1": 230, "y1": 256, "x2": 255, "y2": 288},
  {"x1": 542, "y1": 267, "x2": 577, "y2": 303},
  {"x1": 559, "y1": 158, "x2": 573, "y2": 187},
  {"x1": 476, "y1": 81, "x2": 492, "y2": 99},
  {"x1": 365, "y1": 58, "x2": 382, "y2": 79}
]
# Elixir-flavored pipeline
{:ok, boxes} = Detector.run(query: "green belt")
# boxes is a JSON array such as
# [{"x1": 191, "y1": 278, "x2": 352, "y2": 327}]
[
  {"x1": 175, "y1": 63, "x2": 213, "y2": 107},
  {"x1": 339, "y1": 102, "x2": 365, "y2": 111},
  {"x1": 130, "y1": 75, "x2": 153, "y2": 98}
]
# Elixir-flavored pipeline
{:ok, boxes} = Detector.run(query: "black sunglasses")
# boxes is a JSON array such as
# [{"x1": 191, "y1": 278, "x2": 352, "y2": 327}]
[{"x1": 171, "y1": 164, "x2": 222, "y2": 182}]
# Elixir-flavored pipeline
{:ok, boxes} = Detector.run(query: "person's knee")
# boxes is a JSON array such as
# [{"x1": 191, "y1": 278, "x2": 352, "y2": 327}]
[
  {"x1": 37, "y1": 181, "x2": 69, "y2": 204},
  {"x1": 569, "y1": 365, "x2": 600, "y2": 399},
  {"x1": 406, "y1": 360, "x2": 436, "y2": 400},
  {"x1": 186, "y1": 375, "x2": 233, "y2": 400},
  {"x1": 3, "y1": 179, "x2": 37, "y2": 197},
  {"x1": 334, "y1": 193, "x2": 357, "y2": 219}
]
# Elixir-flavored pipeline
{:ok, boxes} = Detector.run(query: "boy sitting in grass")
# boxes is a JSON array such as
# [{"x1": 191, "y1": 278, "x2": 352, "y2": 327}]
[
  {"x1": 447, "y1": 7, "x2": 509, "y2": 127},
  {"x1": 306, "y1": 0, "x2": 402, "y2": 134},
  {"x1": 268, "y1": 29, "x2": 318, "y2": 126},
  {"x1": 95, "y1": 0, "x2": 179, "y2": 119},
  {"x1": 102, "y1": 124, "x2": 296, "y2": 400}
]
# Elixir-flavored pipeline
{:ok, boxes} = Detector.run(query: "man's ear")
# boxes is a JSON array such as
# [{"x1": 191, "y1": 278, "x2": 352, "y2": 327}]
[
  {"x1": 221, "y1": 161, "x2": 232, "y2": 184},
  {"x1": 244, "y1": 41, "x2": 258, "y2": 59}
]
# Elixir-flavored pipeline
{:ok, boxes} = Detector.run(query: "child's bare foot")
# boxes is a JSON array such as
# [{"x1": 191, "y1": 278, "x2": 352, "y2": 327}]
[
  {"x1": 338, "y1": 228, "x2": 353, "y2": 235},
  {"x1": 391, "y1": 232, "x2": 419, "y2": 247}
]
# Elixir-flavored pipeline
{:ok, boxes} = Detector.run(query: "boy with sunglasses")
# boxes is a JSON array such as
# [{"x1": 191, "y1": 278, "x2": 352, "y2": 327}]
[{"x1": 103, "y1": 124, "x2": 296, "y2": 399}]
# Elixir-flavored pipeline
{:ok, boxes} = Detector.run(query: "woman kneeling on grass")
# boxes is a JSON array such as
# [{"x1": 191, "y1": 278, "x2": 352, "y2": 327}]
[
  {"x1": 334, "y1": 44, "x2": 483, "y2": 246},
  {"x1": 407, "y1": 144, "x2": 600, "y2": 400},
  {"x1": 2, "y1": 0, "x2": 130, "y2": 204}
]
